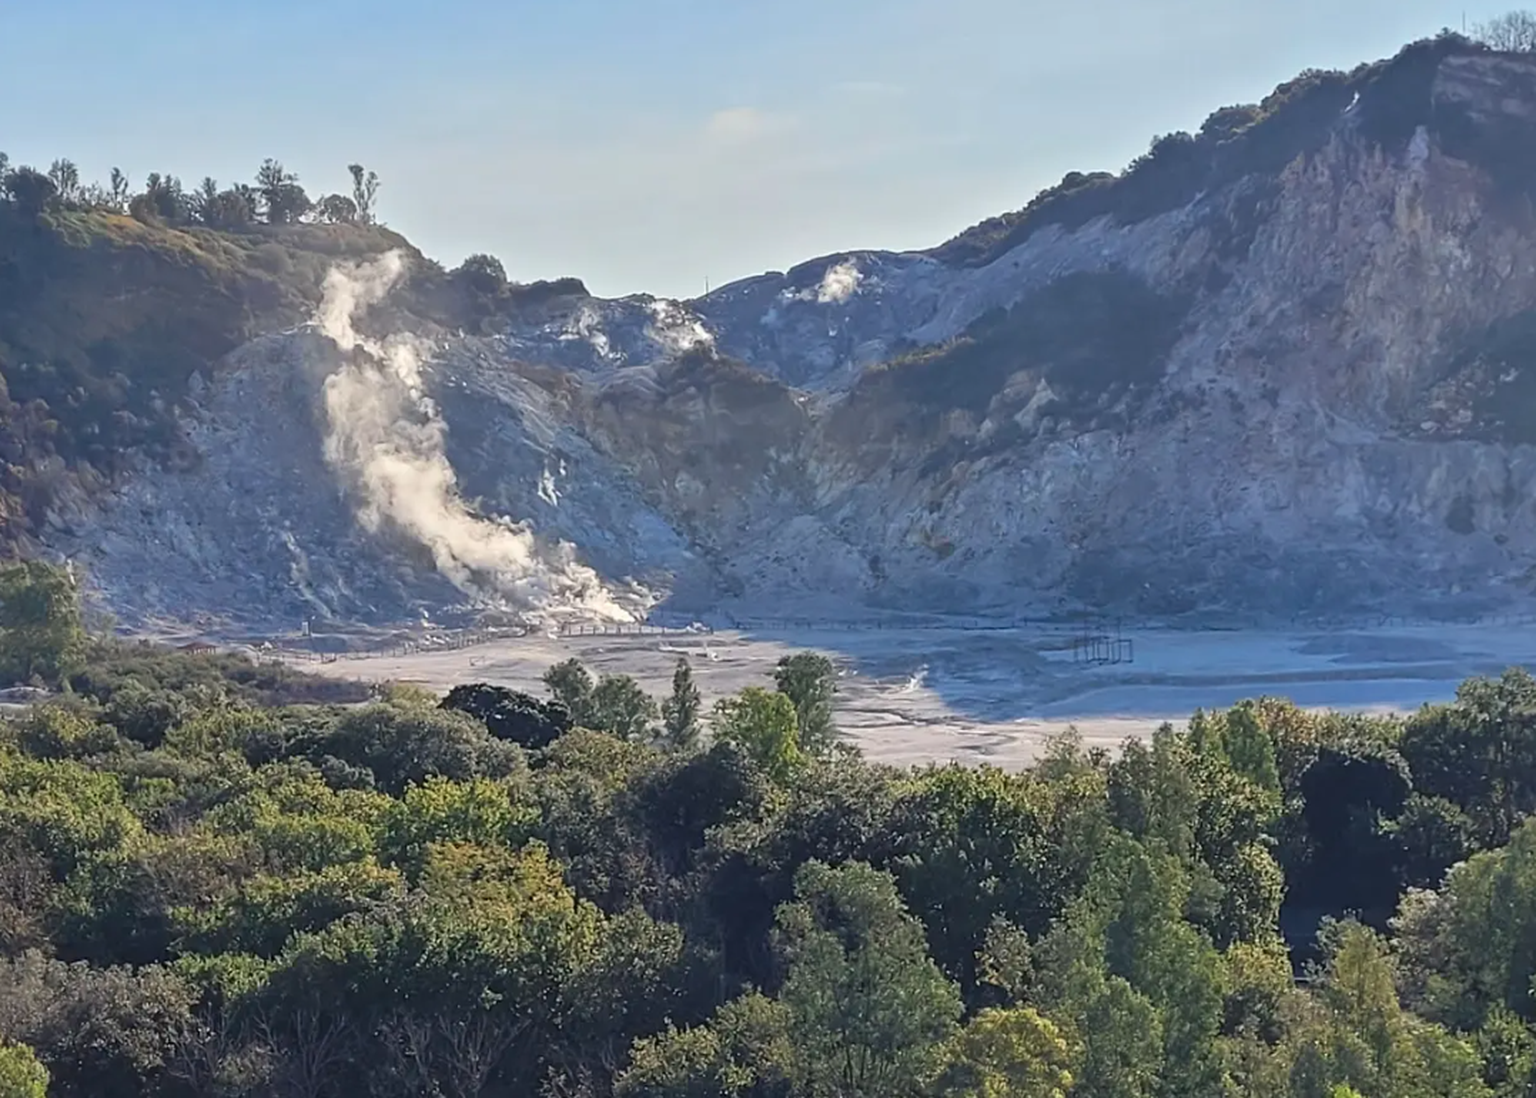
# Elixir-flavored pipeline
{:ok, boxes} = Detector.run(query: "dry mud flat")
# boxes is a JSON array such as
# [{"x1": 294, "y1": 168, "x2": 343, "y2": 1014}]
[{"x1": 297, "y1": 622, "x2": 1536, "y2": 770}]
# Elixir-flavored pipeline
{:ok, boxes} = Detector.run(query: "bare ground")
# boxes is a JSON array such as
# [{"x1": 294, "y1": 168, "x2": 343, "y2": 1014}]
[{"x1": 280, "y1": 621, "x2": 1536, "y2": 769}]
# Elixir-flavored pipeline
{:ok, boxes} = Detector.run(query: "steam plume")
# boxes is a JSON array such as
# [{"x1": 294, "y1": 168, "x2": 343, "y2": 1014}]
[
  {"x1": 314, "y1": 250, "x2": 635, "y2": 623},
  {"x1": 816, "y1": 261, "x2": 863, "y2": 304}
]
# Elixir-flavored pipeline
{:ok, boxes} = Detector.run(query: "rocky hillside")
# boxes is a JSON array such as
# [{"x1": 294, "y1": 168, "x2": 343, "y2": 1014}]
[{"x1": 23, "y1": 33, "x2": 1536, "y2": 630}]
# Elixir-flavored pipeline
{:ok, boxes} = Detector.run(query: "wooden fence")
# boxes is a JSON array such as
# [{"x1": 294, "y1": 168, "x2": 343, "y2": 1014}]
[{"x1": 260, "y1": 608, "x2": 1536, "y2": 666}]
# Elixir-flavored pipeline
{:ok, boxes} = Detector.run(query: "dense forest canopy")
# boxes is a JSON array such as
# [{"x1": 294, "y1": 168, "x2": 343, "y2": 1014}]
[{"x1": 0, "y1": 562, "x2": 1530, "y2": 1097}]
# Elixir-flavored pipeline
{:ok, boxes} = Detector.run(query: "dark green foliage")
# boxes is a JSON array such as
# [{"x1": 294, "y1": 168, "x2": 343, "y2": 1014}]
[
  {"x1": 1, "y1": 169, "x2": 57, "y2": 218},
  {"x1": 931, "y1": 34, "x2": 1481, "y2": 269},
  {"x1": 661, "y1": 658, "x2": 703, "y2": 750},
  {"x1": 302, "y1": 702, "x2": 525, "y2": 795},
  {"x1": 1401, "y1": 669, "x2": 1536, "y2": 846},
  {"x1": 1441, "y1": 311, "x2": 1536, "y2": 446},
  {"x1": 101, "y1": 683, "x2": 189, "y2": 749},
  {"x1": 856, "y1": 271, "x2": 1188, "y2": 447},
  {"x1": 631, "y1": 741, "x2": 770, "y2": 878},
  {"x1": 68, "y1": 638, "x2": 370, "y2": 707},
  {"x1": 590, "y1": 674, "x2": 662, "y2": 741},
  {"x1": 1292, "y1": 743, "x2": 1413, "y2": 916},
  {"x1": 772, "y1": 653, "x2": 837, "y2": 754},
  {"x1": 441, "y1": 681, "x2": 572, "y2": 748},
  {"x1": 545, "y1": 657, "x2": 597, "y2": 726}
]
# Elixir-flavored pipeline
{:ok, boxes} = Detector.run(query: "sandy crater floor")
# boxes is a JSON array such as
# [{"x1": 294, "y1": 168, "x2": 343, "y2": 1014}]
[{"x1": 296, "y1": 622, "x2": 1536, "y2": 769}]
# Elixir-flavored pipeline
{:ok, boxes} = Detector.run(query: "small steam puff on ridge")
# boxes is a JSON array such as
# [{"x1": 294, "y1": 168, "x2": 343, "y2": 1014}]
[
  {"x1": 775, "y1": 260, "x2": 864, "y2": 307},
  {"x1": 816, "y1": 261, "x2": 863, "y2": 304},
  {"x1": 314, "y1": 250, "x2": 637, "y2": 623}
]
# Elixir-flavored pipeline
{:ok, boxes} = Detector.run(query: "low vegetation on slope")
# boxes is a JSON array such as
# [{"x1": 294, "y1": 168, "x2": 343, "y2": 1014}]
[
  {"x1": 836, "y1": 271, "x2": 1189, "y2": 468},
  {"x1": 874, "y1": 271, "x2": 1187, "y2": 417},
  {"x1": 0, "y1": 563, "x2": 1532, "y2": 1096},
  {"x1": 931, "y1": 30, "x2": 1521, "y2": 268}
]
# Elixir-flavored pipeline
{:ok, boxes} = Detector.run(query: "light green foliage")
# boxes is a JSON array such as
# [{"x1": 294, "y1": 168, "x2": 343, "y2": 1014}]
[
  {"x1": 617, "y1": 992, "x2": 795, "y2": 1098},
  {"x1": 0, "y1": 750, "x2": 141, "y2": 876},
  {"x1": 0, "y1": 560, "x2": 85, "y2": 685},
  {"x1": 1035, "y1": 836, "x2": 1225, "y2": 1098},
  {"x1": 178, "y1": 860, "x2": 404, "y2": 957},
  {"x1": 1283, "y1": 920, "x2": 1493, "y2": 1098},
  {"x1": 773, "y1": 652, "x2": 838, "y2": 753},
  {"x1": 929, "y1": 1006, "x2": 1076, "y2": 1098},
  {"x1": 0, "y1": 1041, "x2": 47, "y2": 1098},
  {"x1": 1107, "y1": 723, "x2": 1282, "y2": 948},
  {"x1": 1392, "y1": 818, "x2": 1536, "y2": 1027},
  {"x1": 11, "y1": 704, "x2": 118, "y2": 760},
  {"x1": 775, "y1": 860, "x2": 963, "y2": 1097},
  {"x1": 712, "y1": 686, "x2": 802, "y2": 781},
  {"x1": 1218, "y1": 701, "x2": 1284, "y2": 794},
  {"x1": 377, "y1": 775, "x2": 537, "y2": 877},
  {"x1": 206, "y1": 768, "x2": 387, "y2": 873}
]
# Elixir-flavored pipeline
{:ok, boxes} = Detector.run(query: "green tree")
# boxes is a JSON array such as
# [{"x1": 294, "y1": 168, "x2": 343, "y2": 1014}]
[
  {"x1": 589, "y1": 674, "x2": 659, "y2": 741},
  {"x1": 1034, "y1": 836, "x2": 1225, "y2": 1098},
  {"x1": 545, "y1": 658, "x2": 596, "y2": 727},
  {"x1": 0, "y1": 560, "x2": 85, "y2": 686},
  {"x1": 133, "y1": 172, "x2": 188, "y2": 222},
  {"x1": 46, "y1": 159, "x2": 80, "y2": 204},
  {"x1": 1402, "y1": 670, "x2": 1536, "y2": 847},
  {"x1": 1, "y1": 167, "x2": 57, "y2": 217},
  {"x1": 1391, "y1": 818, "x2": 1536, "y2": 1027},
  {"x1": 348, "y1": 163, "x2": 380, "y2": 224},
  {"x1": 661, "y1": 658, "x2": 702, "y2": 749},
  {"x1": 254, "y1": 158, "x2": 310, "y2": 224},
  {"x1": 928, "y1": 1006, "x2": 1076, "y2": 1098},
  {"x1": 0, "y1": 1041, "x2": 47, "y2": 1098},
  {"x1": 107, "y1": 167, "x2": 129, "y2": 210},
  {"x1": 441, "y1": 682, "x2": 571, "y2": 749},
  {"x1": 1219, "y1": 702, "x2": 1282, "y2": 794},
  {"x1": 713, "y1": 687, "x2": 802, "y2": 782},
  {"x1": 773, "y1": 653, "x2": 838, "y2": 753},
  {"x1": 617, "y1": 992, "x2": 795, "y2": 1098},
  {"x1": 776, "y1": 861, "x2": 963, "y2": 1098}
]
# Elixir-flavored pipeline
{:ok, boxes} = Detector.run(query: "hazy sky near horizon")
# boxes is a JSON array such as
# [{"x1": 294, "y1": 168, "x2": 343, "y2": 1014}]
[{"x1": 0, "y1": 0, "x2": 1511, "y2": 298}]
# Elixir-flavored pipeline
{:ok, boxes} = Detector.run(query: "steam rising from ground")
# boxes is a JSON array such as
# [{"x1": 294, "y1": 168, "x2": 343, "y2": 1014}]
[
  {"x1": 773, "y1": 259, "x2": 864, "y2": 310},
  {"x1": 816, "y1": 261, "x2": 863, "y2": 304},
  {"x1": 315, "y1": 251, "x2": 636, "y2": 623}
]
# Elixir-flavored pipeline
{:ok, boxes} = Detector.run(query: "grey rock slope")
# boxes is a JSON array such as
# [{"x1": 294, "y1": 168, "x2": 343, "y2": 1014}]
[{"x1": 51, "y1": 41, "x2": 1536, "y2": 628}]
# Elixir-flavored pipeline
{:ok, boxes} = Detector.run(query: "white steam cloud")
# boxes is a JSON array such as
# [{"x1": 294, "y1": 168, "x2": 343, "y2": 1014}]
[
  {"x1": 775, "y1": 259, "x2": 865, "y2": 309},
  {"x1": 315, "y1": 250, "x2": 636, "y2": 623},
  {"x1": 816, "y1": 261, "x2": 863, "y2": 304}
]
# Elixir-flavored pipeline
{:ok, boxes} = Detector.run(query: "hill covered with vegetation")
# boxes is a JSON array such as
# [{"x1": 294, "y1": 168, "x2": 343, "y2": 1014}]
[{"x1": 0, "y1": 562, "x2": 1528, "y2": 1097}]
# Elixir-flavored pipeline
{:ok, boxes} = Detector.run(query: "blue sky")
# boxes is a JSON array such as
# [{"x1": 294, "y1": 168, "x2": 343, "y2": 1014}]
[{"x1": 0, "y1": 0, "x2": 1511, "y2": 298}]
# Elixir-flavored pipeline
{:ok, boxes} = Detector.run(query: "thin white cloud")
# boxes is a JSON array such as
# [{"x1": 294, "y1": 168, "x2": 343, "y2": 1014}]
[{"x1": 703, "y1": 106, "x2": 796, "y2": 143}]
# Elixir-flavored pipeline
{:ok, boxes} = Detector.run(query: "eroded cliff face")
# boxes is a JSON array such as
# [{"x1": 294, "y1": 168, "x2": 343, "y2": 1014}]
[{"x1": 51, "y1": 44, "x2": 1536, "y2": 628}]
